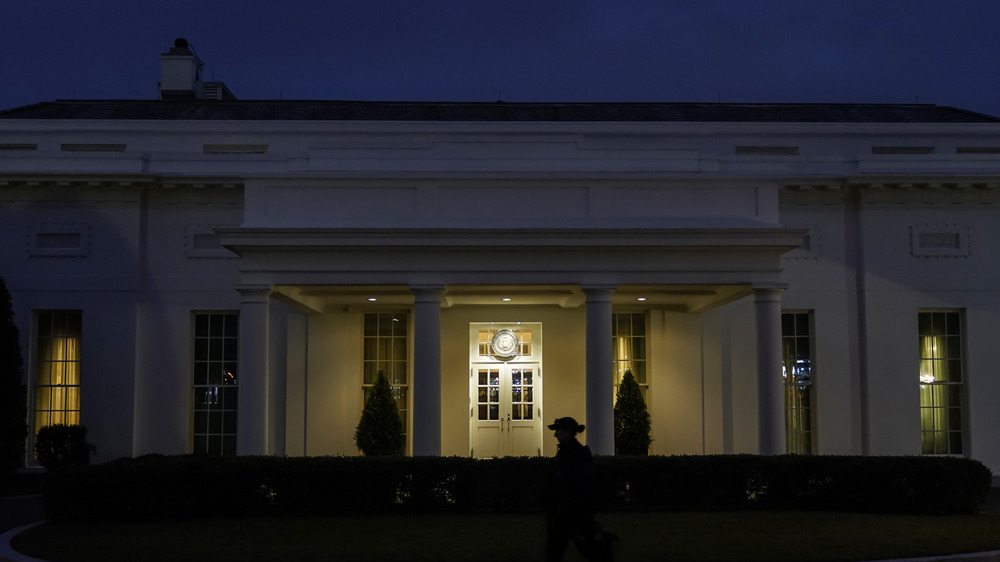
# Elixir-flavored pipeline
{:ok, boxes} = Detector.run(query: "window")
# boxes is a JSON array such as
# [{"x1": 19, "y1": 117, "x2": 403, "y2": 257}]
[
  {"x1": 612, "y1": 312, "x2": 647, "y2": 403},
  {"x1": 919, "y1": 311, "x2": 964, "y2": 455},
  {"x1": 477, "y1": 327, "x2": 533, "y2": 359},
  {"x1": 363, "y1": 313, "x2": 408, "y2": 449},
  {"x1": 781, "y1": 312, "x2": 813, "y2": 454},
  {"x1": 33, "y1": 311, "x2": 82, "y2": 432},
  {"x1": 192, "y1": 313, "x2": 238, "y2": 455}
]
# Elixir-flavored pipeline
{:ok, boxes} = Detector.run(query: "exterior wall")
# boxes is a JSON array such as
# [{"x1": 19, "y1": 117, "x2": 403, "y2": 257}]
[
  {"x1": 0, "y1": 184, "x2": 243, "y2": 462},
  {"x1": 246, "y1": 177, "x2": 777, "y2": 230},
  {"x1": 781, "y1": 186, "x2": 1000, "y2": 465},
  {"x1": 301, "y1": 311, "x2": 363, "y2": 456}
]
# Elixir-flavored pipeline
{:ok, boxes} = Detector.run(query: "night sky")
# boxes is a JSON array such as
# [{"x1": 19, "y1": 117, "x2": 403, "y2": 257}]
[{"x1": 3, "y1": 0, "x2": 1000, "y2": 116}]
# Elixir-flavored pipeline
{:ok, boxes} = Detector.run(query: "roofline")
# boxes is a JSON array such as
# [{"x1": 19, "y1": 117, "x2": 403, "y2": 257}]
[{"x1": 2, "y1": 99, "x2": 997, "y2": 124}]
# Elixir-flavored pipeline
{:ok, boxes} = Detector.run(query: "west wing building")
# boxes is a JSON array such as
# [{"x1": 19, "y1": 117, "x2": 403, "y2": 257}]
[{"x1": 3, "y1": 41, "x2": 1000, "y2": 472}]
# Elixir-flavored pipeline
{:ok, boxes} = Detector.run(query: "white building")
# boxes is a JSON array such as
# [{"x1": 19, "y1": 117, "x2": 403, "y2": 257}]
[{"x1": 3, "y1": 40, "x2": 1000, "y2": 472}]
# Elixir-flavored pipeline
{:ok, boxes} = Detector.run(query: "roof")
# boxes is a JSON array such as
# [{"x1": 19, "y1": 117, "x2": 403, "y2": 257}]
[{"x1": 1, "y1": 100, "x2": 998, "y2": 123}]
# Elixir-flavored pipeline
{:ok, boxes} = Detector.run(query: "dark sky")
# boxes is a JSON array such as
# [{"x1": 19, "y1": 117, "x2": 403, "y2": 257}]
[{"x1": 3, "y1": 0, "x2": 999, "y2": 116}]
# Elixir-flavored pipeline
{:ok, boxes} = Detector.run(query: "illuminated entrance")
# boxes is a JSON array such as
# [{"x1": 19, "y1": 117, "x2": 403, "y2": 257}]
[{"x1": 469, "y1": 323, "x2": 543, "y2": 457}]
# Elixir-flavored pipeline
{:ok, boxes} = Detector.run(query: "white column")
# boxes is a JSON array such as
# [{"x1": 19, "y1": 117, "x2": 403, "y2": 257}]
[
  {"x1": 236, "y1": 284, "x2": 271, "y2": 456},
  {"x1": 584, "y1": 285, "x2": 616, "y2": 456},
  {"x1": 411, "y1": 285, "x2": 444, "y2": 456},
  {"x1": 754, "y1": 286, "x2": 785, "y2": 455}
]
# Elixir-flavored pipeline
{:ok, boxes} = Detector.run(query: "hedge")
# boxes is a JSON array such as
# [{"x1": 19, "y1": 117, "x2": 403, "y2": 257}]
[{"x1": 42, "y1": 454, "x2": 991, "y2": 521}]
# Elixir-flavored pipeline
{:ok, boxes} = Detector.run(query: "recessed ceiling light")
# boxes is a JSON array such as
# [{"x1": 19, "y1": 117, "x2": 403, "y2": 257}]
[
  {"x1": 636, "y1": 297, "x2": 647, "y2": 301},
  {"x1": 501, "y1": 297, "x2": 512, "y2": 302},
  {"x1": 367, "y1": 297, "x2": 377, "y2": 302}
]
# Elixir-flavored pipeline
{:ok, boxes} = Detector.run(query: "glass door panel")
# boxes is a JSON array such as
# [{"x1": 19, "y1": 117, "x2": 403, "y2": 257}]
[{"x1": 471, "y1": 364, "x2": 541, "y2": 457}]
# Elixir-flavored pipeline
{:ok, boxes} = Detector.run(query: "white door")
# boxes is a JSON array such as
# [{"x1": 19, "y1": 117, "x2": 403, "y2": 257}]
[{"x1": 470, "y1": 364, "x2": 541, "y2": 457}]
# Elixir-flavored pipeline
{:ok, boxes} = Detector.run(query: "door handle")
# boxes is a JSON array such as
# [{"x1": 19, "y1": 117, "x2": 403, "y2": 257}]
[{"x1": 507, "y1": 413, "x2": 511, "y2": 429}]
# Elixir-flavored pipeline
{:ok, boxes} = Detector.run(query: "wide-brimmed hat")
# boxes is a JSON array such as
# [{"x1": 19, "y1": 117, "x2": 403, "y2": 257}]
[{"x1": 547, "y1": 417, "x2": 585, "y2": 433}]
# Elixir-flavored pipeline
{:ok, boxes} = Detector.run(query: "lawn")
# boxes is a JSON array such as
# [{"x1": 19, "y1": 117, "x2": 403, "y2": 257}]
[{"x1": 12, "y1": 509, "x2": 1000, "y2": 562}]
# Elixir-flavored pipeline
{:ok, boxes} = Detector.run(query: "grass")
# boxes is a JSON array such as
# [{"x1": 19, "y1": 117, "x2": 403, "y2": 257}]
[{"x1": 12, "y1": 509, "x2": 1000, "y2": 562}]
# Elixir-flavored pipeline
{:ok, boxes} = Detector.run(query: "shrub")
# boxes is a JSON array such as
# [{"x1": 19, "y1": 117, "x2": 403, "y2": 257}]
[
  {"x1": 0, "y1": 275, "x2": 27, "y2": 473},
  {"x1": 41, "y1": 454, "x2": 992, "y2": 521},
  {"x1": 614, "y1": 370, "x2": 651, "y2": 455},
  {"x1": 354, "y1": 371, "x2": 405, "y2": 456},
  {"x1": 34, "y1": 424, "x2": 95, "y2": 470}
]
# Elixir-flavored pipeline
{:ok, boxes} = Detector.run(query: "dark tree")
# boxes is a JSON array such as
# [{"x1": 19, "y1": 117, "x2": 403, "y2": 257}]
[
  {"x1": 354, "y1": 371, "x2": 405, "y2": 456},
  {"x1": 0, "y1": 276, "x2": 27, "y2": 472},
  {"x1": 614, "y1": 370, "x2": 651, "y2": 455}
]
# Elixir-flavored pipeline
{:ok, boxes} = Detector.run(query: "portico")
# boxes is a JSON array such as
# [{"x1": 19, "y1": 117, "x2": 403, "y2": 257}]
[{"x1": 223, "y1": 223, "x2": 802, "y2": 457}]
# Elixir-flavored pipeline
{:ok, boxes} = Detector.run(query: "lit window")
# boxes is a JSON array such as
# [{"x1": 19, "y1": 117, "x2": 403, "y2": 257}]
[
  {"x1": 919, "y1": 311, "x2": 964, "y2": 455},
  {"x1": 192, "y1": 312, "x2": 238, "y2": 455},
  {"x1": 612, "y1": 312, "x2": 647, "y2": 404},
  {"x1": 477, "y1": 327, "x2": 533, "y2": 358},
  {"x1": 33, "y1": 311, "x2": 82, "y2": 433},
  {"x1": 781, "y1": 312, "x2": 813, "y2": 454},
  {"x1": 363, "y1": 313, "x2": 409, "y2": 451}
]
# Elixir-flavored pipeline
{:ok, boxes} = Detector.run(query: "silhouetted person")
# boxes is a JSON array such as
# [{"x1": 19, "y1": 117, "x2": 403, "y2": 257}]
[{"x1": 545, "y1": 416, "x2": 613, "y2": 561}]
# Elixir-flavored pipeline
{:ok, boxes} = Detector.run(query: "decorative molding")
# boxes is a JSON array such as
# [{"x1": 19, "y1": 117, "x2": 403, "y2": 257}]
[
  {"x1": 184, "y1": 225, "x2": 239, "y2": 259},
  {"x1": 910, "y1": 223, "x2": 970, "y2": 258},
  {"x1": 28, "y1": 223, "x2": 90, "y2": 257},
  {"x1": 782, "y1": 225, "x2": 820, "y2": 260}
]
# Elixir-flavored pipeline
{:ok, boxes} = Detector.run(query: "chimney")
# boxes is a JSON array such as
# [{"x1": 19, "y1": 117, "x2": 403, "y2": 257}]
[
  {"x1": 159, "y1": 38, "x2": 204, "y2": 99},
  {"x1": 158, "y1": 38, "x2": 235, "y2": 101}
]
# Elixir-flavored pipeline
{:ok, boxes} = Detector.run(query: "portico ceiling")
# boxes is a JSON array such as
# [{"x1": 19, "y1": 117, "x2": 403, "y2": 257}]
[{"x1": 273, "y1": 283, "x2": 751, "y2": 314}]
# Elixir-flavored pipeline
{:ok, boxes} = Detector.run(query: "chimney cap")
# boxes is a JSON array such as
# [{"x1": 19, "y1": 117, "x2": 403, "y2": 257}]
[{"x1": 165, "y1": 38, "x2": 198, "y2": 59}]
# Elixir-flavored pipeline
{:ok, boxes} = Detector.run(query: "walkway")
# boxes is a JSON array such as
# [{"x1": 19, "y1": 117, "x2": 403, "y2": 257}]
[{"x1": 2, "y1": 492, "x2": 1000, "y2": 561}]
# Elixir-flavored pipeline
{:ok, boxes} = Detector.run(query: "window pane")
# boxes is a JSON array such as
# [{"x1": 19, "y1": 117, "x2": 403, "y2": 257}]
[
  {"x1": 364, "y1": 314, "x2": 378, "y2": 336},
  {"x1": 393, "y1": 337, "x2": 407, "y2": 362},
  {"x1": 631, "y1": 314, "x2": 645, "y2": 336},
  {"x1": 392, "y1": 314, "x2": 407, "y2": 337}
]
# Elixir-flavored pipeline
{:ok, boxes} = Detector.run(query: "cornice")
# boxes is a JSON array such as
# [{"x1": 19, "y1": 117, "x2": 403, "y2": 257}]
[{"x1": 0, "y1": 175, "x2": 243, "y2": 190}]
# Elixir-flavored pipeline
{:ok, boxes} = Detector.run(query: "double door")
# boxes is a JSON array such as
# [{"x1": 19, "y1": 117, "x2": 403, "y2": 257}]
[{"x1": 470, "y1": 363, "x2": 541, "y2": 457}]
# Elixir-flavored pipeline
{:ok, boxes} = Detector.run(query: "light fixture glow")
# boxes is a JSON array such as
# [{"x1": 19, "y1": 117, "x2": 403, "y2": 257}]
[
  {"x1": 637, "y1": 297, "x2": 647, "y2": 301},
  {"x1": 501, "y1": 298, "x2": 512, "y2": 302},
  {"x1": 367, "y1": 297, "x2": 377, "y2": 302}
]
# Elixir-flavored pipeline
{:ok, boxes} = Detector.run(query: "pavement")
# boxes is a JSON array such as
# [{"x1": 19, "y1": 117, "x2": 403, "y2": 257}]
[
  {"x1": 0, "y1": 495, "x2": 45, "y2": 562},
  {"x1": 2, "y1": 492, "x2": 1000, "y2": 561}
]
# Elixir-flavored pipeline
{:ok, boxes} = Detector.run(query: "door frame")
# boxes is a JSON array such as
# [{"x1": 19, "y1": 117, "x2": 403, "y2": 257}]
[{"x1": 468, "y1": 322, "x2": 543, "y2": 457}]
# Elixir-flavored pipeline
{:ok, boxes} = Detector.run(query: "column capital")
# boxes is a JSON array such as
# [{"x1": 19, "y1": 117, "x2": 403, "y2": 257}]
[
  {"x1": 752, "y1": 284, "x2": 788, "y2": 302},
  {"x1": 581, "y1": 284, "x2": 617, "y2": 299},
  {"x1": 409, "y1": 284, "x2": 445, "y2": 305},
  {"x1": 409, "y1": 284, "x2": 446, "y2": 293},
  {"x1": 235, "y1": 284, "x2": 272, "y2": 303}
]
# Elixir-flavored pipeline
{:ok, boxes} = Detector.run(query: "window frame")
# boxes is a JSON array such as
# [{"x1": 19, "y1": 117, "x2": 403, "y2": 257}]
[
  {"x1": 611, "y1": 311, "x2": 649, "y2": 406},
  {"x1": 191, "y1": 311, "x2": 239, "y2": 456},
  {"x1": 918, "y1": 309, "x2": 966, "y2": 456},
  {"x1": 781, "y1": 310, "x2": 815, "y2": 455},
  {"x1": 361, "y1": 311, "x2": 410, "y2": 454},
  {"x1": 30, "y1": 310, "x2": 83, "y2": 463}
]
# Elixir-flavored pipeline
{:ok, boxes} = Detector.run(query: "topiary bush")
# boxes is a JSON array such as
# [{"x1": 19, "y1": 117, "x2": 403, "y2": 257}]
[
  {"x1": 354, "y1": 371, "x2": 405, "y2": 456},
  {"x1": 614, "y1": 370, "x2": 651, "y2": 455},
  {"x1": 34, "y1": 424, "x2": 96, "y2": 470}
]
